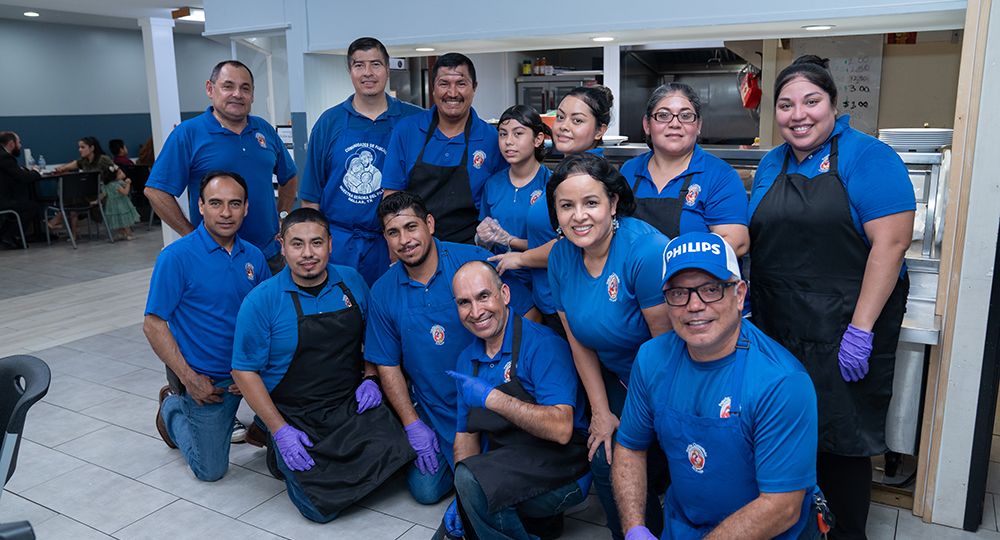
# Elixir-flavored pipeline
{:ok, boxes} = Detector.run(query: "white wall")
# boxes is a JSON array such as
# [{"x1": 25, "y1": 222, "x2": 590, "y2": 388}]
[
  {"x1": 466, "y1": 52, "x2": 517, "y2": 121},
  {"x1": 303, "y1": 53, "x2": 353, "y2": 135}
]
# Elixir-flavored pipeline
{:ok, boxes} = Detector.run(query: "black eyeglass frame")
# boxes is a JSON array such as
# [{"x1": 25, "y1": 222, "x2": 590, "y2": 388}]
[
  {"x1": 648, "y1": 111, "x2": 700, "y2": 124},
  {"x1": 663, "y1": 280, "x2": 739, "y2": 307}
]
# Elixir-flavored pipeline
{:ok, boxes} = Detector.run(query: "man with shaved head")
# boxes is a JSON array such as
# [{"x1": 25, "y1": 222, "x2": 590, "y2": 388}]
[{"x1": 436, "y1": 260, "x2": 590, "y2": 539}]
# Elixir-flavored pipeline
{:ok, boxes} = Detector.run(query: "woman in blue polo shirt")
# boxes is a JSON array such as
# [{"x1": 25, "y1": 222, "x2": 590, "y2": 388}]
[
  {"x1": 546, "y1": 152, "x2": 670, "y2": 540},
  {"x1": 476, "y1": 105, "x2": 551, "y2": 293},
  {"x1": 490, "y1": 87, "x2": 615, "y2": 332},
  {"x1": 748, "y1": 55, "x2": 915, "y2": 539},
  {"x1": 619, "y1": 83, "x2": 749, "y2": 251}
]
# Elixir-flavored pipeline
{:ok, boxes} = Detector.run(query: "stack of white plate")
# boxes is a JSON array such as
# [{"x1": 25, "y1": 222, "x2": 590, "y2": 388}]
[{"x1": 878, "y1": 128, "x2": 953, "y2": 152}]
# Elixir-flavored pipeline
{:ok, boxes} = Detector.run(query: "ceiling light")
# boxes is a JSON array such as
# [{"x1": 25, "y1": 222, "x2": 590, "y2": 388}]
[
  {"x1": 23, "y1": 11, "x2": 40, "y2": 17},
  {"x1": 802, "y1": 24, "x2": 835, "y2": 31},
  {"x1": 415, "y1": 47, "x2": 435, "y2": 52},
  {"x1": 171, "y1": 7, "x2": 205, "y2": 22},
  {"x1": 592, "y1": 36, "x2": 615, "y2": 42}
]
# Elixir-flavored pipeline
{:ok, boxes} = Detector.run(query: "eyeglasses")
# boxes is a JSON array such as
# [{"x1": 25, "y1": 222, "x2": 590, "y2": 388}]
[
  {"x1": 650, "y1": 111, "x2": 699, "y2": 124},
  {"x1": 663, "y1": 281, "x2": 737, "y2": 307}
]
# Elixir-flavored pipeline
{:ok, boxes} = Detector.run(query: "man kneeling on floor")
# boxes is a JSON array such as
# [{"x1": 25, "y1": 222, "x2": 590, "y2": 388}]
[
  {"x1": 436, "y1": 261, "x2": 591, "y2": 539},
  {"x1": 145, "y1": 171, "x2": 270, "y2": 481},
  {"x1": 231, "y1": 208, "x2": 414, "y2": 522}
]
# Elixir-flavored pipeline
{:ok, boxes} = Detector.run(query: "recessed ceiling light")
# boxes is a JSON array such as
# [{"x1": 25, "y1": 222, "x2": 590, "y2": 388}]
[
  {"x1": 23, "y1": 11, "x2": 40, "y2": 17},
  {"x1": 415, "y1": 47, "x2": 435, "y2": 52},
  {"x1": 592, "y1": 36, "x2": 615, "y2": 42},
  {"x1": 802, "y1": 24, "x2": 836, "y2": 31}
]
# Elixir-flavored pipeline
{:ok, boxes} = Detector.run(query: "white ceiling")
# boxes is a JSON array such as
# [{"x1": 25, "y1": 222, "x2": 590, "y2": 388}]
[{"x1": 0, "y1": 1, "x2": 205, "y2": 34}]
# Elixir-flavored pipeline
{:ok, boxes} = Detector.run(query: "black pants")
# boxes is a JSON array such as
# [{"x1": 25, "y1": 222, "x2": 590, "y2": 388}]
[{"x1": 817, "y1": 452, "x2": 872, "y2": 540}]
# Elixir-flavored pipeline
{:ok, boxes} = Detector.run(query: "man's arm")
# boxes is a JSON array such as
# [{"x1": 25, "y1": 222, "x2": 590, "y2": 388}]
[
  {"x1": 276, "y1": 176, "x2": 298, "y2": 214},
  {"x1": 612, "y1": 444, "x2": 649, "y2": 534},
  {"x1": 143, "y1": 314, "x2": 221, "y2": 404},
  {"x1": 377, "y1": 364, "x2": 419, "y2": 425},
  {"x1": 704, "y1": 490, "x2": 806, "y2": 540},
  {"x1": 484, "y1": 392, "x2": 574, "y2": 444},
  {"x1": 145, "y1": 186, "x2": 195, "y2": 235},
  {"x1": 231, "y1": 369, "x2": 286, "y2": 433},
  {"x1": 300, "y1": 200, "x2": 319, "y2": 210},
  {"x1": 453, "y1": 431, "x2": 481, "y2": 464}
]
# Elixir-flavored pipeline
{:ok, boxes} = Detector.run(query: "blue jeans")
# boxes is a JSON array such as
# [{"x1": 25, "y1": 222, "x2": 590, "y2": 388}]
[
  {"x1": 270, "y1": 434, "x2": 340, "y2": 523},
  {"x1": 448, "y1": 463, "x2": 586, "y2": 540},
  {"x1": 160, "y1": 378, "x2": 241, "y2": 482},
  {"x1": 407, "y1": 451, "x2": 454, "y2": 504}
]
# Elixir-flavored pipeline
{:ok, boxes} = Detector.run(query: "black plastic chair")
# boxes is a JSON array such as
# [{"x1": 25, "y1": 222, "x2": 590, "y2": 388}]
[
  {"x1": 42, "y1": 171, "x2": 114, "y2": 249},
  {"x1": 122, "y1": 165, "x2": 157, "y2": 230},
  {"x1": 1, "y1": 355, "x2": 51, "y2": 506},
  {"x1": 0, "y1": 521, "x2": 34, "y2": 540},
  {"x1": 0, "y1": 210, "x2": 26, "y2": 250}
]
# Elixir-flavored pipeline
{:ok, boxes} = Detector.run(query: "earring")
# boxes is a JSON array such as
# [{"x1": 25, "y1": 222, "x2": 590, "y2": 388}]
[
  {"x1": 556, "y1": 226, "x2": 563, "y2": 237},
  {"x1": 612, "y1": 217, "x2": 620, "y2": 232}
]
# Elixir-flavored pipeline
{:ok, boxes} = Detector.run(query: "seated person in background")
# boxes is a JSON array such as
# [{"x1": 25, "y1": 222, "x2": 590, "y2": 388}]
[
  {"x1": 232, "y1": 208, "x2": 413, "y2": 523},
  {"x1": 612, "y1": 232, "x2": 823, "y2": 540},
  {"x1": 109, "y1": 139, "x2": 134, "y2": 168},
  {"x1": 0, "y1": 131, "x2": 41, "y2": 248},
  {"x1": 144, "y1": 171, "x2": 270, "y2": 482},
  {"x1": 138, "y1": 137, "x2": 155, "y2": 166},
  {"x1": 437, "y1": 261, "x2": 590, "y2": 540},
  {"x1": 49, "y1": 136, "x2": 116, "y2": 235}
]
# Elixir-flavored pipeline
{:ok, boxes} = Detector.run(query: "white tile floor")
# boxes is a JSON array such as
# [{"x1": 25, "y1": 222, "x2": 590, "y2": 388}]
[{"x1": 0, "y1": 227, "x2": 997, "y2": 539}]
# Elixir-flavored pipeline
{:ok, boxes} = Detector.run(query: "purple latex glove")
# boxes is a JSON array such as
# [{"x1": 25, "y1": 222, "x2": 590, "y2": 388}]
[
  {"x1": 404, "y1": 419, "x2": 440, "y2": 475},
  {"x1": 625, "y1": 525, "x2": 657, "y2": 540},
  {"x1": 443, "y1": 498, "x2": 464, "y2": 538},
  {"x1": 446, "y1": 370, "x2": 495, "y2": 409},
  {"x1": 839, "y1": 324, "x2": 874, "y2": 382},
  {"x1": 355, "y1": 379, "x2": 382, "y2": 414},
  {"x1": 273, "y1": 424, "x2": 315, "y2": 471}
]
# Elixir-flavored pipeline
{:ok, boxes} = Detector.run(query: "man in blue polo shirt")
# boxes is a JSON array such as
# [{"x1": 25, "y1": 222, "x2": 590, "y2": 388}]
[
  {"x1": 612, "y1": 232, "x2": 822, "y2": 540},
  {"x1": 382, "y1": 53, "x2": 503, "y2": 243},
  {"x1": 145, "y1": 60, "x2": 298, "y2": 274},
  {"x1": 366, "y1": 191, "x2": 535, "y2": 506},
  {"x1": 144, "y1": 171, "x2": 270, "y2": 482},
  {"x1": 436, "y1": 261, "x2": 589, "y2": 540},
  {"x1": 300, "y1": 37, "x2": 422, "y2": 286}
]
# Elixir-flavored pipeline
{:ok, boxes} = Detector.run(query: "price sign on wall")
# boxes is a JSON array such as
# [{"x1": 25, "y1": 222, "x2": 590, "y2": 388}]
[{"x1": 791, "y1": 35, "x2": 883, "y2": 135}]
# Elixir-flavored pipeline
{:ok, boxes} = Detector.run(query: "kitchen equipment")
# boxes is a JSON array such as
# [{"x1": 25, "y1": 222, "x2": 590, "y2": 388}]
[{"x1": 878, "y1": 128, "x2": 953, "y2": 152}]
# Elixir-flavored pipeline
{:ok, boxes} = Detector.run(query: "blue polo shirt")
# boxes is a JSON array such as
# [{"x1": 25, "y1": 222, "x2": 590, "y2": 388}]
[
  {"x1": 148, "y1": 107, "x2": 298, "y2": 259},
  {"x1": 145, "y1": 224, "x2": 270, "y2": 380},
  {"x1": 620, "y1": 145, "x2": 749, "y2": 232},
  {"x1": 382, "y1": 107, "x2": 504, "y2": 208},
  {"x1": 365, "y1": 239, "x2": 534, "y2": 465},
  {"x1": 232, "y1": 264, "x2": 370, "y2": 391},
  {"x1": 618, "y1": 321, "x2": 817, "y2": 537},
  {"x1": 299, "y1": 94, "x2": 423, "y2": 232},
  {"x1": 479, "y1": 165, "x2": 551, "y2": 292},
  {"x1": 455, "y1": 315, "x2": 585, "y2": 433},
  {"x1": 548, "y1": 217, "x2": 668, "y2": 383},
  {"x1": 525, "y1": 184, "x2": 558, "y2": 314},
  {"x1": 749, "y1": 115, "x2": 915, "y2": 243}
]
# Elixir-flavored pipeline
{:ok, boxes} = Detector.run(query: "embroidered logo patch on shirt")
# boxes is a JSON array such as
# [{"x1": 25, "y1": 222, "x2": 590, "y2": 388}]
[
  {"x1": 606, "y1": 273, "x2": 620, "y2": 302},
  {"x1": 685, "y1": 184, "x2": 702, "y2": 207},
  {"x1": 819, "y1": 154, "x2": 830, "y2": 173},
  {"x1": 503, "y1": 361, "x2": 512, "y2": 382},
  {"x1": 472, "y1": 150, "x2": 487, "y2": 170},
  {"x1": 255, "y1": 132, "x2": 267, "y2": 149},
  {"x1": 244, "y1": 262, "x2": 255, "y2": 281},
  {"x1": 343, "y1": 294, "x2": 352, "y2": 308},
  {"x1": 430, "y1": 324, "x2": 446, "y2": 346},
  {"x1": 687, "y1": 443, "x2": 707, "y2": 473},
  {"x1": 529, "y1": 189, "x2": 543, "y2": 205},
  {"x1": 718, "y1": 396, "x2": 732, "y2": 419}
]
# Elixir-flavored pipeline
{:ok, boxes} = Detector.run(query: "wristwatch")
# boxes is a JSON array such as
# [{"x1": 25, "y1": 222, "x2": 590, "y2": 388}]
[{"x1": 279, "y1": 211, "x2": 289, "y2": 220}]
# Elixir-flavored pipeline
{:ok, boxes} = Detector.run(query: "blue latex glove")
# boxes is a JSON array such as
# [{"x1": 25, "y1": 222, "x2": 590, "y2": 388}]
[
  {"x1": 839, "y1": 324, "x2": 874, "y2": 382},
  {"x1": 444, "y1": 498, "x2": 464, "y2": 538},
  {"x1": 625, "y1": 525, "x2": 658, "y2": 540},
  {"x1": 446, "y1": 370, "x2": 495, "y2": 409},
  {"x1": 273, "y1": 424, "x2": 315, "y2": 471},
  {"x1": 355, "y1": 379, "x2": 382, "y2": 414},
  {"x1": 403, "y1": 419, "x2": 440, "y2": 475}
]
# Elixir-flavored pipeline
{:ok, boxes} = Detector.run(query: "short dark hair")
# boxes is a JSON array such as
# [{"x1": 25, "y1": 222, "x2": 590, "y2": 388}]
[
  {"x1": 280, "y1": 207, "x2": 330, "y2": 238},
  {"x1": 431, "y1": 53, "x2": 477, "y2": 86},
  {"x1": 377, "y1": 191, "x2": 429, "y2": 226},
  {"x1": 0, "y1": 131, "x2": 17, "y2": 146},
  {"x1": 79, "y1": 136, "x2": 105, "y2": 160},
  {"x1": 199, "y1": 170, "x2": 248, "y2": 201},
  {"x1": 498, "y1": 104, "x2": 551, "y2": 162},
  {"x1": 564, "y1": 85, "x2": 614, "y2": 128},
  {"x1": 546, "y1": 153, "x2": 635, "y2": 230},
  {"x1": 774, "y1": 55, "x2": 837, "y2": 106},
  {"x1": 210, "y1": 60, "x2": 255, "y2": 86},
  {"x1": 109, "y1": 139, "x2": 126, "y2": 156},
  {"x1": 644, "y1": 83, "x2": 702, "y2": 149},
  {"x1": 347, "y1": 37, "x2": 390, "y2": 65}
]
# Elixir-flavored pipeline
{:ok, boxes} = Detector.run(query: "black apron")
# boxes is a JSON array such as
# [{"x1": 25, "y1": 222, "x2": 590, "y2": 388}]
[
  {"x1": 461, "y1": 317, "x2": 590, "y2": 513},
  {"x1": 407, "y1": 113, "x2": 478, "y2": 243},
  {"x1": 748, "y1": 137, "x2": 908, "y2": 456},
  {"x1": 631, "y1": 172, "x2": 694, "y2": 239},
  {"x1": 270, "y1": 284, "x2": 415, "y2": 516}
]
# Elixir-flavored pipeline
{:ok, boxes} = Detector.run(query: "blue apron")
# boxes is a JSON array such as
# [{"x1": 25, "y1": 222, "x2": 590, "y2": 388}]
[
  {"x1": 655, "y1": 332, "x2": 812, "y2": 539},
  {"x1": 319, "y1": 108, "x2": 395, "y2": 285}
]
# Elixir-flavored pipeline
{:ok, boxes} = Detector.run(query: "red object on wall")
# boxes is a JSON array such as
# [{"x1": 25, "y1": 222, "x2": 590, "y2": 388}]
[
  {"x1": 739, "y1": 69, "x2": 762, "y2": 110},
  {"x1": 888, "y1": 32, "x2": 918, "y2": 44}
]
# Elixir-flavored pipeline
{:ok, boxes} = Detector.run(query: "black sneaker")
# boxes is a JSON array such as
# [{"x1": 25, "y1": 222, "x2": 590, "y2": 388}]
[{"x1": 231, "y1": 418, "x2": 247, "y2": 443}]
